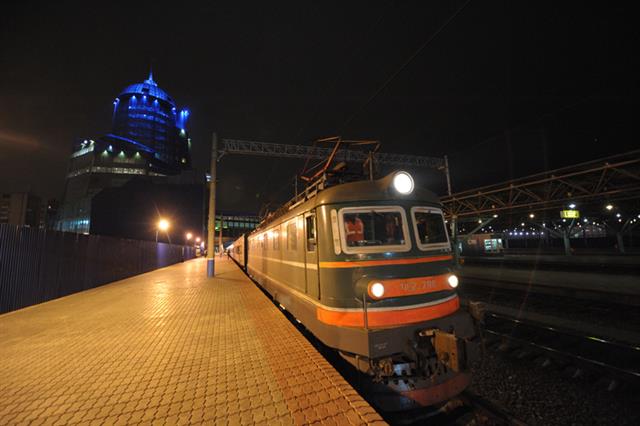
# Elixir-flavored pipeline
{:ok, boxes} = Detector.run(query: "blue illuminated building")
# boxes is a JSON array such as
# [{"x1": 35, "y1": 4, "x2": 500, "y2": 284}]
[
  {"x1": 57, "y1": 72, "x2": 193, "y2": 234},
  {"x1": 111, "y1": 71, "x2": 191, "y2": 173}
]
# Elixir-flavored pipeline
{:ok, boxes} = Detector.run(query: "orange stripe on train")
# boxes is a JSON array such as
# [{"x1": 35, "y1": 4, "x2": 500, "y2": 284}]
[
  {"x1": 370, "y1": 274, "x2": 452, "y2": 299},
  {"x1": 316, "y1": 296, "x2": 459, "y2": 328},
  {"x1": 319, "y1": 254, "x2": 453, "y2": 269}
]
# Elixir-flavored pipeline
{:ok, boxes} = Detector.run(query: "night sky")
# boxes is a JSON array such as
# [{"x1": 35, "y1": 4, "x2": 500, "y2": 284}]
[{"x1": 1, "y1": 1, "x2": 638, "y2": 213}]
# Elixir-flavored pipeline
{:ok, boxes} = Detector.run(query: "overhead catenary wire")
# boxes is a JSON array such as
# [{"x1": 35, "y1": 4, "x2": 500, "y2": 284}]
[{"x1": 340, "y1": 0, "x2": 474, "y2": 132}]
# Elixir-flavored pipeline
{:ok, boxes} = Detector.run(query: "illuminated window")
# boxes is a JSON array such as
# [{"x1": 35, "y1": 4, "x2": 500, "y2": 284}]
[{"x1": 339, "y1": 206, "x2": 411, "y2": 254}]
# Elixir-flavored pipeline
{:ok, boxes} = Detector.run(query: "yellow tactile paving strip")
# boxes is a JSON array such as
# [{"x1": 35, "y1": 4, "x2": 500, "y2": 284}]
[{"x1": 0, "y1": 257, "x2": 385, "y2": 425}]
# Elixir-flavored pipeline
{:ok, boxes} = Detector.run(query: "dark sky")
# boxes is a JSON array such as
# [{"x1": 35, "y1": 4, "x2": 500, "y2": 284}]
[{"x1": 1, "y1": 1, "x2": 638, "y2": 212}]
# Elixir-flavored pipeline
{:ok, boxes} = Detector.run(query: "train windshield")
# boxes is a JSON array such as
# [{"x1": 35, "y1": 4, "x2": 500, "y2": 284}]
[
  {"x1": 411, "y1": 207, "x2": 451, "y2": 251},
  {"x1": 339, "y1": 206, "x2": 411, "y2": 253}
]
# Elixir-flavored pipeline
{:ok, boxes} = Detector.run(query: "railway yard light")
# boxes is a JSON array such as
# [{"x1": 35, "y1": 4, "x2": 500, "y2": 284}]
[
  {"x1": 448, "y1": 274, "x2": 459, "y2": 288},
  {"x1": 606, "y1": 204, "x2": 613, "y2": 211},
  {"x1": 529, "y1": 213, "x2": 535, "y2": 219},
  {"x1": 392, "y1": 171, "x2": 414, "y2": 195},
  {"x1": 370, "y1": 282, "x2": 385, "y2": 299}
]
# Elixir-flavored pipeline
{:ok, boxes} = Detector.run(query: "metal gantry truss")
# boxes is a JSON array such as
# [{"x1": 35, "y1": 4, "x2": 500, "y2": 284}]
[
  {"x1": 441, "y1": 150, "x2": 640, "y2": 219},
  {"x1": 219, "y1": 138, "x2": 446, "y2": 170}
]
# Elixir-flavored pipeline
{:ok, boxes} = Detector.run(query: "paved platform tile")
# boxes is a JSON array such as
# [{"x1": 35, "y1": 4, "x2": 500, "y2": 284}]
[{"x1": 0, "y1": 257, "x2": 385, "y2": 425}]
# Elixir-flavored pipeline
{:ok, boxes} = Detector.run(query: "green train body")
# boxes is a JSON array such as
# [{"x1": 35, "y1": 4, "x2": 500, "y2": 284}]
[{"x1": 230, "y1": 171, "x2": 479, "y2": 411}]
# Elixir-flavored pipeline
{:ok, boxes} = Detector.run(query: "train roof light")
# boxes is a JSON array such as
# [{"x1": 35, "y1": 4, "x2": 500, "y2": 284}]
[{"x1": 393, "y1": 171, "x2": 414, "y2": 195}]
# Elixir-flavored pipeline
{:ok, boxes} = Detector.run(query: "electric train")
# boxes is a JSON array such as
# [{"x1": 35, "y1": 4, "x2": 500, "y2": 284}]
[{"x1": 230, "y1": 171, "x2": 479, "y2": 411}]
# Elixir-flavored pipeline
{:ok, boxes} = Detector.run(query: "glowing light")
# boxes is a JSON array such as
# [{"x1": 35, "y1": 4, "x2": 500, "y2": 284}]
[
  {"x1": 370, "y1": 282, "x2": 385, "y2": 298},
  {"x1": 569, "y1": 203, "x2": 576, "y2": 209},
  {"x1": 606, "y1": 204, "x2": 613, "y2": 211},
  {"x1": 447, "y1": 275, "x2": 459, "y2": 288},
  {"x1": 195, "y1": 237, "x2": 201, "y2": 243},
  {"x1": 521, "y1": 222, "x2": 525, "y2": 226},
  {"x1": 493, "y1": 214, "x2": 498, "y2": 218},
  {"x1": 616, "y1": 213, "x2": 621, "y2": 218},
  {"x1": 529, "y1": 213, "x2": 535, "y2": 218},
  {"x1": 186, "y1": 233, "x2": 193, "y2": 240},
  {"x1": 392, "y1": 171, "x2": 414, "y2": 194},
  {"x1": 157, "y1": 219, "x2": 170, "y2": 231}
]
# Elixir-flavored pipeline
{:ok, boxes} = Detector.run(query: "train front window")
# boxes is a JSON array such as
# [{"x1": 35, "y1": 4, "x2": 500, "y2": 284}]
[
  {"x1": 339, "y1": 206, "x2": 411, "y2": 254},
  {"x1": 411, "y1": 207, "x2": 451, "y2": 251}
]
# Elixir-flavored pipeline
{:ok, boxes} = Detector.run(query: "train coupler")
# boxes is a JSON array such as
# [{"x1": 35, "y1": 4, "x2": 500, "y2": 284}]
[{"x1": 419, "y1": 329, "x2": 465, "y2": 372}]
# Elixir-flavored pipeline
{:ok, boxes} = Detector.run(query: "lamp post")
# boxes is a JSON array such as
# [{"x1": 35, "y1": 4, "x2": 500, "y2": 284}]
[
  {"x1": 207, "y1": 133, "x2": 218, "y2": 277},
  {"x1": 156, "y1": 218, "x2": 170, "y2": 242}
]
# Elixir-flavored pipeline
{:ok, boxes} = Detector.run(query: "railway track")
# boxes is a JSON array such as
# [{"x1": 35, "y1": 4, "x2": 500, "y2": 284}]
[
  {"x1": 383, "y1": 389, "x2": 526, "y2": 425},
  {"x1": 481, "y1": 311, "x2": 640, "y2": 390},
  {"x1": 459, "y1": 281, "x2": 640, "y2": 339}
]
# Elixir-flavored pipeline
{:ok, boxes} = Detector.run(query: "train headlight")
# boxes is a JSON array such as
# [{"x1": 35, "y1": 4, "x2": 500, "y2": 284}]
[
  {"x1": 393, "y1": 171, "x2": 414, "y2": 195},
  {"x1": 447, "y1": 274, "x2": 459, "y2": 288},
  {"x1": 370, "y1": 282, "x2": 385, "y2": 299}
]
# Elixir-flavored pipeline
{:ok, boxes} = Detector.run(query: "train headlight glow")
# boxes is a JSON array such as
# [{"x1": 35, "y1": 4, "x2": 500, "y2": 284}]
[
  {"x1": 393, "y1": 172, "x2": 414, "y2": 195},
  {"x1": 370, "y1": 282, "x2": 385, "y2": 298},
  {"x1": 447, "y1": 274, "x2": 459, "y2": 288}
]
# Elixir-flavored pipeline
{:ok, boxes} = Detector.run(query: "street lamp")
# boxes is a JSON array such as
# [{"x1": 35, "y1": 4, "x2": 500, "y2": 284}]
[
  {"x1": 156, "y1": 218, "x2": 170, "y2": 242},
  {"x1": 195, "y1": 237, "x2": 201, "y2": 243},
  {"x1": 186, "y1": 232, "x2": 193, "y2": 241}
]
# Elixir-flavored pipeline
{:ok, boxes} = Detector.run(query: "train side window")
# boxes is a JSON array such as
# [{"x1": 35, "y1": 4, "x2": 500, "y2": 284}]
[
  {"x1": 306, "y1": 215, "x2": 316, "y2": 252},
  {"x1": 287, "y1": 221, "x2": 297, "y2": 251}
]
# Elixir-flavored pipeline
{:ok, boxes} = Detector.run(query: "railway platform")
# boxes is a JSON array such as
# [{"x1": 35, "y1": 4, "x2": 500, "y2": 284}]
[{"x1": 0, "y1": 257, "x2": 384, "y2": 425}]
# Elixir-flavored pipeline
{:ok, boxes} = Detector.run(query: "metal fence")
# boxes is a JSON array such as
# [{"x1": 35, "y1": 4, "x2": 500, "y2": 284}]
[{"x1": 0, "y1": 224, "x2": 195, "y2": 314}]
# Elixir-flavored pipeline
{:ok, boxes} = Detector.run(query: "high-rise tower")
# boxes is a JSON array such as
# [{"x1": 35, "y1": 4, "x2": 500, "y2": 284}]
[{"x1": 57, "y1": 72, "x2": 191, "y2": 233}]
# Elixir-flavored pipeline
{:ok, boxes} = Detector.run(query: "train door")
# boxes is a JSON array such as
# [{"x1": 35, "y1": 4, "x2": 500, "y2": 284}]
[{"x1": 304, "y1": 211, "x2": 320, "y2": 299}]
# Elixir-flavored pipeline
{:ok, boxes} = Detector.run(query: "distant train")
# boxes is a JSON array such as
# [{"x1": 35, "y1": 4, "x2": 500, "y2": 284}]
[{"x1": 230, "y1": 171, "x2": 479, "y2": 411}]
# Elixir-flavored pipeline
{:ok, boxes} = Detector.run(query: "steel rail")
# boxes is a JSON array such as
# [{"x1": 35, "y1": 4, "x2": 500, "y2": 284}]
[{"x1": 483, "y1": 312, "x2": 640, "y2": 384}]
